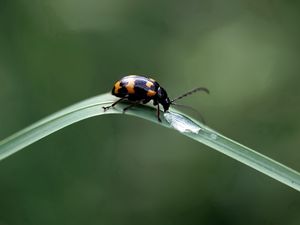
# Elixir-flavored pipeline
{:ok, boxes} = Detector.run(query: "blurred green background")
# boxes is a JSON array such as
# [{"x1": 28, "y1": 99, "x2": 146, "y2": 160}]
[{"x1": 1, "y1": 0, "x2": 300, "y2": 224}]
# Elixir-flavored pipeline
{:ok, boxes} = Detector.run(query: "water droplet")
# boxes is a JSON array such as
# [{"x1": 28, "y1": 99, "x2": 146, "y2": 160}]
[
  {"x1": 210, "y1": 133, "x2": 217, "y2": 140},
  {"x1": 164, "y1": 112, "x2": 201, "y2": 134}
]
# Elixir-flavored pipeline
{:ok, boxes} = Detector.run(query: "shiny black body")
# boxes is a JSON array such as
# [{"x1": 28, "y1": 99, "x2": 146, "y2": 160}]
[
  {"x1": 103, "y1": 75, "x2": 208, "y2": 122},
  {"x1": 110, "y1": 75, "x2": 171, "y2": 114}
]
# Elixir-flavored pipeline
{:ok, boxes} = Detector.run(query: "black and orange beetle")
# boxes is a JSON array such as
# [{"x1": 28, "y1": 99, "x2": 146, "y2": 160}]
[{"x1": 103, "y1": 75, "x2": 209, "y2": 122}]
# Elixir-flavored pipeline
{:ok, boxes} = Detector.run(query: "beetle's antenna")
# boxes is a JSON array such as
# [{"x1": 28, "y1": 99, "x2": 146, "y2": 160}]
[
  {"x1": 170, "y1": 87, "x2": 209, "y2": 103},
  {"x1": 171, "y1": 102, "x2": 207, "y2": 124}
]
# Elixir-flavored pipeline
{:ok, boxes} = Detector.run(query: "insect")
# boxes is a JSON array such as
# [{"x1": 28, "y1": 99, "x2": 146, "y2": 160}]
[{"x1": 103, "y1": 75, "x2": 209, "y2": 122}]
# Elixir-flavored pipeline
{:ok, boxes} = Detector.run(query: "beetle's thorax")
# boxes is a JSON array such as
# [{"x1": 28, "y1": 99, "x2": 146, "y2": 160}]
[{"x1": 157, "y1": 87, "x2": 171, "y2": 112}]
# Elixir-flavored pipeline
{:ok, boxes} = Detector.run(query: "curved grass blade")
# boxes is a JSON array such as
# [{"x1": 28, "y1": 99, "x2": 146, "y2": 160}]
[{"x1": 0, "y1": 93, "x2": 299, "y2": 191}]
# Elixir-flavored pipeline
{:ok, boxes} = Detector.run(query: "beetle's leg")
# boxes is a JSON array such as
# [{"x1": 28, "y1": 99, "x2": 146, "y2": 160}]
[
  {"x1": 122, "y1": 101, "x2": 140, "y2": 113},
  {"x1": 157, "y1": 104, "x2": 161, "y2": 122},
  {"x1": 103, "y1": 97, "x2": 125, "y2": 111},
  {"x1": 143, "y1": 99, "x2": 150, "y2": 104}
]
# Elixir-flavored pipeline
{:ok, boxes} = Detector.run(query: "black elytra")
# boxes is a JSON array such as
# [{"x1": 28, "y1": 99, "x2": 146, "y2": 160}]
[{"x1": 103, "y1": 75, "x2": 209, "y2": 122}]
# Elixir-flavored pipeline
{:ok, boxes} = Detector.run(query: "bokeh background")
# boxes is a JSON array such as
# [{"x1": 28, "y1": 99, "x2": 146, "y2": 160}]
[{"x1": 1, "y1": 0, "x2": 300, "y2": 224}]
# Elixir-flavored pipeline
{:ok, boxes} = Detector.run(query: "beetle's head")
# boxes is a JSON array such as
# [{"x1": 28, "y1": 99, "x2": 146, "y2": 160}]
[{"x1": 157, "y1": 87, "x2": 171, "y2": 111}]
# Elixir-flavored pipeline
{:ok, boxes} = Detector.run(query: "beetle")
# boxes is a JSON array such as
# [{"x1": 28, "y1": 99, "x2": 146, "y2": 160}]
[{"x1": 103, "y1": 75, "x2": 209, "y2": 122}]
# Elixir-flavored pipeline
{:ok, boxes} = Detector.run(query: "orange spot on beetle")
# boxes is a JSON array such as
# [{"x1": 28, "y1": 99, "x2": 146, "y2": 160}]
[
  {"x1": 126, "y1": 78, "x2": 135, "y2": 94},
  {"x1": 146, "y1": 81, "x2": 153, "y2": 88},
  {"x1": 114, "y1": 81, "x2": 121, "y2": 94},
  {"x1": 147, "y1": 90, "x2": 156, "y2": 97}
]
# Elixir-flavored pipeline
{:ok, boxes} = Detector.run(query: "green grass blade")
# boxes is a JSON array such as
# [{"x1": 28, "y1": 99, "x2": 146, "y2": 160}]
[
  {"x1": 182, "y1": 122, "x2": 300, "y2": 192},
  {"x1": 0, "y1": 93, "x2": 116, "y2": 160},
  {"x1": 0, "y1": 93, "x2": 299, "y2": 191}
]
